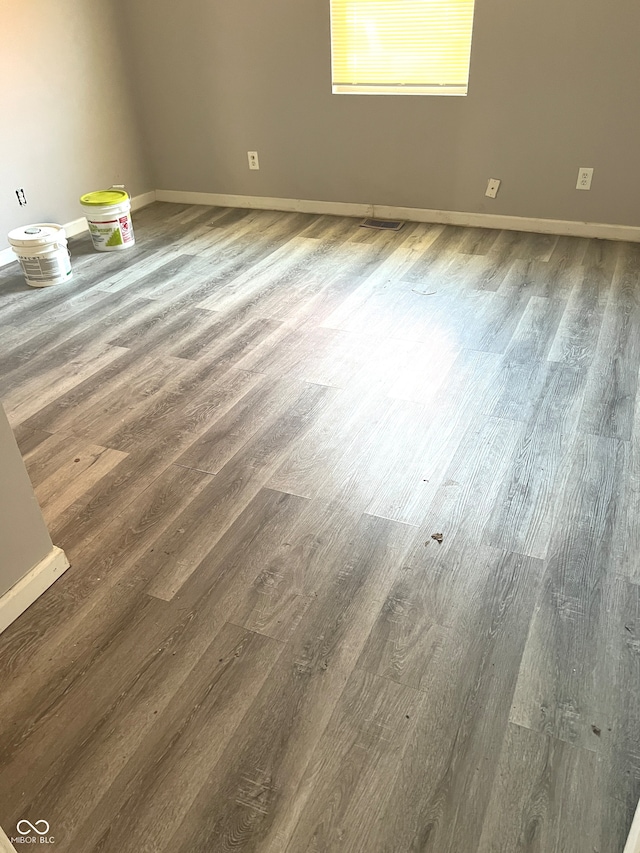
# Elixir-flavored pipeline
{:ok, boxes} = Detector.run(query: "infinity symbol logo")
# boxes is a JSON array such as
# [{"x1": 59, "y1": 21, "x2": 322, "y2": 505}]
[{"x1": 16, "y1": 820, "x2": 50, "y2": 835}]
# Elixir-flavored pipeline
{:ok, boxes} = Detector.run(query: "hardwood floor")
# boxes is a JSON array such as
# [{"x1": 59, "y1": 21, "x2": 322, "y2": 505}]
[{"x1": 0, "y1": 203, "x2": 639, "y2": 852}]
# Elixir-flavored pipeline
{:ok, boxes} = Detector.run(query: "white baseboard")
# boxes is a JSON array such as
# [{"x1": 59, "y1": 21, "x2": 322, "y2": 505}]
[
  {"x1": 625, "y1": 799, "x2": 640, "y2": 853},
  {"x1": 0, "y1": 245, "x2": 15, "y2": 267},
  {"x1": 375, "y1": 204, "x2": 640, "y2": 242},
  {"x1": 155, "y1": 189, "x2": 372, "y2": 219},
  {"x1": 0, "y1": 825, "x2": 18, "y2": 853},
  {"x1": 130, "y1": 190, "x2": 158, "y2": 211},
  {"x1": 155, "y1": 189, "x2": 640, "y2": 243},
  {"x1": 64, "y1": 216, "x2": 90, "y2": 239},
  {"x1": 0, "y1": 546, "x2": 70, "y2": 635},
  {"x1": 0, "y1": 190, "x2": 157, "y2": 268},
  {"x1": 4, "y1": 188, "x2": 638, "y2": 269}
]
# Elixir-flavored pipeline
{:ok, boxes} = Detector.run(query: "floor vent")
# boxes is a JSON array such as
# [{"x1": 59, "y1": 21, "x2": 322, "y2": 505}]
[{"x1": 360, "y1": 218, "x2": 404, "y2": 231}]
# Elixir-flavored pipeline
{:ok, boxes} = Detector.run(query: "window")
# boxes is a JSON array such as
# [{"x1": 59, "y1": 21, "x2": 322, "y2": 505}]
[{"x1": 330, "y1": 0, "x2": 476, "y2": 96}]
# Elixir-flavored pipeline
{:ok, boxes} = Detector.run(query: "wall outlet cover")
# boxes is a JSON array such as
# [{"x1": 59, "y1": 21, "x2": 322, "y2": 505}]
[
  {"x1": 576, "y1": 167, "x2": 594, "y2": 190},
  {"x1": 485, "y1": 178, "x2": 501, "y2": 199}
]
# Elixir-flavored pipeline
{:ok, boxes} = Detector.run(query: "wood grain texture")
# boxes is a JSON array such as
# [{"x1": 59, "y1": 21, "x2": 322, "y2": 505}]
[
  {"x1": 35, "y1": 623, "x2": 284, "y2": 853},
  {"x1": 482, "y1": 363, "x2": 585, "y2": 559},
  {"x1": 143, "y1": 380, "x2": 335, "y2": 600},
  {"x1": 359, "y1": 548, "x2": 543, "y2": 853},
  {"x1": 547, "y1": 265, "x2": 611, "y2": 367},
  {"x1": 477, "y1": 723, "x2": 629, "y2": 853},
  {"x1": 0, "y1": 464, "x2": 214, "y2": 719},
  {"x1": 579, "y1": 250, "x2": 640, "y2": 440},
  {"x1": 1, "y1": 203, "x2": 639, "y2": 852},
  {"x1": 357, "y1": 415, "x2": 526, "y2": 692},
  {"x1": 166, "y1": 513, "x2": 414, "y2": 853},
  {"x1": 284, "y1": 667, "x2": 422, "y2": 853},
  {"x1": 510, "y1": 433, "x2": 630, "y2": 751}
]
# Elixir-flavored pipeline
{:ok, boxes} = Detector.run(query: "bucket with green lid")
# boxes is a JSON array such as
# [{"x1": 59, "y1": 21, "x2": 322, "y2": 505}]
[{"x1": 80, "y1": 187, "x2": 135, "y2": 252}]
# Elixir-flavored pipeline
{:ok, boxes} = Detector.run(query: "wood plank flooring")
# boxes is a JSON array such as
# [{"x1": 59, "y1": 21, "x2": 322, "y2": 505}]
[{"x1": 0, "y1": 203, "x2": 639, "y2": 852}]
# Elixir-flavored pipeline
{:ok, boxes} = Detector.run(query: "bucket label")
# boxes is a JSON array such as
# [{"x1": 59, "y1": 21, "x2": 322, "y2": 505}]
[
  {"x1": 105, "y1": 227, "x2": 124, "y2": 248},
  {"x1": 18, "y1": 253, "x2": 71, "y2": 283},
  {"x1": 88, "y1": 213, "x2": 134, "y2": 250},
  {"x1": 119, "y1": 215, "x2": 133, "y2": 243}
]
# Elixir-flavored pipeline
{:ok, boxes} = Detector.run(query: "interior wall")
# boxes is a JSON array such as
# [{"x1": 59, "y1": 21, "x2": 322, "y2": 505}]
[
  {"x1": 118, "y1": 0, "x2": 640, "y2": 226},
  {"x1": 0, "y1": 0, "x2": 152, "y2": 251},
  {"x1": 0, "y1": 405, "x2": 53, "y2": 599}
]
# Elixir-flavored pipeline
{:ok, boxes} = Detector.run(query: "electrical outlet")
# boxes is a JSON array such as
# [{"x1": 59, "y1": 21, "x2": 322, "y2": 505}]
[
  {"x1": 15, "y1": 188, "x2": 27, "y2": 206},
  {"x1": 576, "y1": 167, "x2": 593, "y2": 190},
  {"x1": 485, "y1": 178, "x2": 501, "y2": 199},
  {"x1": 247, "y1": 151, "x2": 260, "y2": 170}
]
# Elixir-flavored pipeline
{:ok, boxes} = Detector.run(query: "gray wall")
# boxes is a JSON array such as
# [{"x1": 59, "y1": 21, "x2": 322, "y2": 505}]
[
  {"x1": 0, "y1": 406, "x2": 53, "y2": 598},
  {"x1": 0, "y1": 0, "x2": 152, "y2": 251},
  {"x1": 118, "y1": 0, "x2": 640, "y2": 226}
]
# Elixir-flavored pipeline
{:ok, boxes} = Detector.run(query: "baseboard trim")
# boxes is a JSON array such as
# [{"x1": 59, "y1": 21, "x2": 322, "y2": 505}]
[
  {"x1": 130, "y1": 190, "x2": 158, "y2": 211},
  {"x1": 0, "y1": 246, "x2": 14, "y2": 267},
  {"x1": 155, "y1": 189, "x2": 640, "y2": 243},
  {"x1": 0, "y1": 190, "x2": 158, "y2": 267},
  {"x1": 0, "y1": 546, "x2": 70, "y2": 635},
  {"x1": 64, "y1": 216, "x2": 90, "y2": 239},
  {"x1": 4, "y1": 189, "x2": 638, "y2": 268},
  {"x1": 155, "y1": 189, "x2": 372, "y2": 219},
  {"x1": 625, "y1": 799, "x2": 640, "y2": 853},
  {"x1": 374, "y1": 204, "x2": 640, "y2": 242},
  {"x1": 0, "y1": 825, "x2": 18, "y2": 853}
]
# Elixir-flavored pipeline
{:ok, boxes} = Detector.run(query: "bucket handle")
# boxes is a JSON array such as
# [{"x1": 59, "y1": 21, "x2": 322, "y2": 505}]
[{"x1": 53, "y1": 241, "x2": 71, "y2": 259}]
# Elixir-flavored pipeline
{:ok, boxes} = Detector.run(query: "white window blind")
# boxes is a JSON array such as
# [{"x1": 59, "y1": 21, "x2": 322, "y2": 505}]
[{"x1": 330, "y1": 0, "x2": 476, "y2": 96}]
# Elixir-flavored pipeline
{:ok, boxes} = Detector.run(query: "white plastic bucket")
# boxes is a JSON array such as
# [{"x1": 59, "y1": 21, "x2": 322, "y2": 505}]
[
  {"x1": 80, "y1": 188, "x2": 135, "y2": 252},
  {"x1": 7, "y1": 224, "x2": 72, "y2": 288}
]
